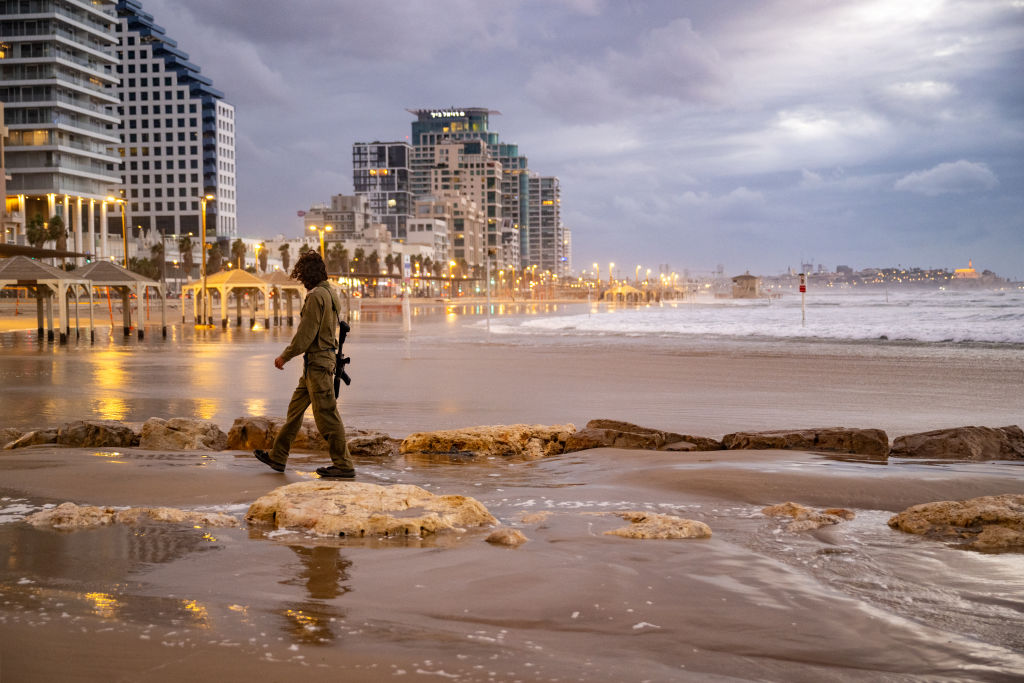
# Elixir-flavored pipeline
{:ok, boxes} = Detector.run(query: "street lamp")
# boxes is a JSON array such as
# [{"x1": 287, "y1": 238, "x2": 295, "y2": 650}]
[
  {"x1": 254, "y1": 243, "x2": 263, "y2": 273},
  {"x1": 105, "y1": 196, "x2": 127, "y2": 267},
  {"x1": 608, "y1": 262, "x2": 615, "y2": 286},
  {"x1": 200, "y1": 193, "x2": 215, "y2": 326},
  {"x1": 309, "y1": 224, "x2": 332, "y2": 259}
]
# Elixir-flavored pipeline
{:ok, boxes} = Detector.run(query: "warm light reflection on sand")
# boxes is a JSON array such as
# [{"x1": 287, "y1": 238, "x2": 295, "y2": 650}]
[
  {"x1": 84, "y1": 592, "x2": 118, "y2": 618},
  {"x1": 244, "y1": 398, "x2": 267, "y2": 415},
  {"x1": 93, "y1": 397, "x2": 128, "y2": 421},
  {"x1": 181, "y1": 599, "x2": 210, "y2": 627},
  {"x1": 195, "y1": 398, "x2": 219, "y2": 420}
]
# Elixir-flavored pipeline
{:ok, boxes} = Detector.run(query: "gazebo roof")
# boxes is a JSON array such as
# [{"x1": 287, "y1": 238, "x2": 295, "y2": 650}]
[
  {"x1": 0, "y1": 255, "x2": 85, "y2": 283},
  {"x1": 261, "y1": 270, "x2": 296, "y2": 286},
  {"x1": 77, "y1": 260, "x2": 159, "y2": 286},
  {"x1": 183, "y1": 268, "x2": 268, "y2": 291}
]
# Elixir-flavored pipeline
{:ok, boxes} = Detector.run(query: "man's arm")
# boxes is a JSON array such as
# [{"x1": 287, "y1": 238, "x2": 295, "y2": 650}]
[{"x1": 275, "y1": 291, "x2": 326, "y2": 367}]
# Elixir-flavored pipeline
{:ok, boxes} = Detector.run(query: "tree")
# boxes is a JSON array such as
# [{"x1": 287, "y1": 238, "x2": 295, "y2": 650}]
[
  {"x1": 231, "y1": 238, "x2": 246, "y2": 270},
  {"x1": 49, "y1": 215, "x2": 66, "y2": 253},
  {"x1": 384, "y1": 253, "x2": 394, "y2": 275},
  {"x1": 25, "y1": 215, "x2": 48, "y2": 249},
  {"x1": 278, "y1": 243, "x2": 291, "y2": 272},
  {"x1": 432, "y1": 261, "x2": 443, "y2": 277},
  {"x1": 352, "y1": 247, "x2": 365, "y2": 274},
  {"x1": 298, "y1": 244, "x2": 311, "y2": 257},
  {"x1": 367, "y1": 250, "x2": 380, "y2": 275},
  {"x1": 422, "y1": 256, "x2": 432, "y2": 276},
  {"x1": 326, "y1": 243, "x2": 348, "y2": 275},
  {"x1": 207, "y1": 243, "x2": 223, "y2": 274},
  {"x1": 258, "y1": 242, "x2": 268, "y2": 272},
  {"x1": 150, "y1": 241, "x2": 165, "y2": 283},
  {"x1": 128, "y1": 256, "x2": 158, "y2": 280},
  {"x1": 178, "y1": 235, "x2": 194, "y2": 280}
]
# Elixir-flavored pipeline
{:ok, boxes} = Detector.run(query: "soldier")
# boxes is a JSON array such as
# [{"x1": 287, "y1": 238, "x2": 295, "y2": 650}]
[{"x1": 253, "y1": 251, "x2": 355, "y2": 478}]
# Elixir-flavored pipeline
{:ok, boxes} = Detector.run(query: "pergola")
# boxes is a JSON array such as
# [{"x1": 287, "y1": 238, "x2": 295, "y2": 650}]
[
  {"x1": 261, "y1": 270, "x2": 305, "y2": 326},
  {"x1": 182, "y1": 268, "x2": 271, "y2": 328},
  {"x1": 77, "y1": 260, "x2": 166, "y2": 339},
  {"x1": 0, "y1": 255, "x2": 93, "y2": 343}
]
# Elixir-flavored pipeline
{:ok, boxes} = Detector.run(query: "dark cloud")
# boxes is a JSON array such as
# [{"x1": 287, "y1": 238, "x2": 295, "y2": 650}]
[{"x1": 130, "y1": 0, "x2": 1024, "y2": 279}]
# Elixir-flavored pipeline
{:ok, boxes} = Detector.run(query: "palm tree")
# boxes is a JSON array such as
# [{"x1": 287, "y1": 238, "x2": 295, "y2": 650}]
[
  {"x1": 423, "y1": 256, "x2": 432, "y2": 277},
  {"x1": 50, "y1": 215, "x2": 66, "y2": 253},
  {"x1": 207, "y1": 243, "x2": 223, "y2": 274},
  {"x1": 338, "y1": 246, "x2": 349, "y2": 276},
  {"x1": 367, "y1": 250, "x2": 380, "y2": 275},
  {"x1": 178, "y1": 235, "x2": 194, "y2": 280},
  {"x1": 298, "y1": 244, "x2": 311, "y2": 257},
  {"x1": 150, "y1": 241, "x2": 165, "y2": 283},
  {"x1": 326, "y1": 242, "x2": 347, "y2": 274},
  {"x1": 258, "y1": 242, "x2": 268, "y2": 272},
  {"x1": 278, "y1": 243, "x2": 291, "y2": 272},
  {"x1": 352, "y1": 247, "x2": 365, "y2": 274},
  {"x1": 25, "y1": 215, "x2": 48, "y2": 249},
  {"x1": 384, "y1": 253, "x2": 395, "y2": 275},
  {"x1": 231, "y1": 238, "x2": 246, "y2": 270}
]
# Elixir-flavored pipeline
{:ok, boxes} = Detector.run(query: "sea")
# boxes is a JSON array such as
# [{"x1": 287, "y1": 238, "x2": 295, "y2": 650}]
[{"x1": 482, "y1": 288, "x2": 1024, "y2": 347}]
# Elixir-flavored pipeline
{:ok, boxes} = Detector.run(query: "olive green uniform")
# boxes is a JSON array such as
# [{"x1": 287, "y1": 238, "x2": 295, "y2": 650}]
[{"x1": 269, "y1": 281, "x2": 353, "y2": 471}]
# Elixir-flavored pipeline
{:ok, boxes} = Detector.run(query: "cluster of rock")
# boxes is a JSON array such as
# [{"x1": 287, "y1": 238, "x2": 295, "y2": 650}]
[
  {"x1": 400, "y1": 424, "x2": 575, "y2": 460},
  {"x1": 26, "y1": 502, "x2": 239, "y2": 530},
  {"x1": 762, "y1": 501, "x2": 856, "y2": 532},
  {"x1": 887, "y1": 494, "x2": 1024, "y2": 551}
]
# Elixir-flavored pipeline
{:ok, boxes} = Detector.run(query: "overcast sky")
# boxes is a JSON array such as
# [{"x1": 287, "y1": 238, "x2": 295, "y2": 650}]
[{"x1": 141, "y1": 0, "x2": 1024, "y2": 279}]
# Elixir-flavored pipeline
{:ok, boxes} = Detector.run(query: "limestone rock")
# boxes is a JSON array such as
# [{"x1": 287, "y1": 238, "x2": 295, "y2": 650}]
[
  {"x1": 762, "y1": 501, "x2": 854, "y2": 531},
  {"x1": 347, "y1": 433, "x2": 401, "y2": 458},
  {"x1": 486, "y1": 528, "x2": 528, "y2": 546},
  {"x1": 26, "y1": 502, "x2": 239, "y2": 530},
  {"x1": 4, "y1": 428, "x2": 58, "y2": 449},
  {"x1": 57, "y1": 420, "x2": 139, "y2": 448},
  {"x1": 564, "y1": 419, "x2": 721, "y2": 453},
  {"x1": 890, "y1": 425, "x2": 1024, "y2": 461},
  {"x1": 722, "y1": 427, "x2": 889, "y2": 456},
  {"x1": 887, "y1": 494, "x2": 1024, "y2": 551},
  {"x1": 245, "y1": 480, "x2": 497, "y2": 537},
  {"x1": 604, "y1": 511, "x2": 712, "y2": 539},
  {"x1": 139, "y1": 417, "x2": 228, "y2": 451},
  {"x1": 400, "y1": 424, "x2": 575, "y2": 460},
  {"x1": 0, "y1": 427, "x2": 24, "y2": 449},
  {"x1": 519, "y1": 511, "x2": 551, "y2": 525}
]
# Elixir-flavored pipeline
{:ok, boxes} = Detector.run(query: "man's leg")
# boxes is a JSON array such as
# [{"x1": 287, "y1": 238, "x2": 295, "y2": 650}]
[
  {"x1": 269, "y1": 377, "x2": 313, "y2": 466},
  {"x1": 308, "y1": 367, "x2": 354, "y2": 473}
]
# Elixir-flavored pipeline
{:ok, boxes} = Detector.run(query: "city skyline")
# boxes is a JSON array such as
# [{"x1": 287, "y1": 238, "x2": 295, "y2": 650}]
[{"x1": 137, "y1": 0, "x2": 1023, "y2": 279}]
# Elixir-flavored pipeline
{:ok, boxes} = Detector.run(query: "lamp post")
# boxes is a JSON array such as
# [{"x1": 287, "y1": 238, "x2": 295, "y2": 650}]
[
  {"x1": 608, "y1": 262, "x2": 615, "y2": 286},
  {"x1": 309, "y1": 224, "x2": 332, "y2": 259},
  {"x1": 200, "y1": 193, "x2": 215, "y2": 326},
  {"x1": 106, "y1": 196, "x2": 127, "y2": 267},
  {"x1": 253, "y1": 243, "x2": 262, "y2": 273}
]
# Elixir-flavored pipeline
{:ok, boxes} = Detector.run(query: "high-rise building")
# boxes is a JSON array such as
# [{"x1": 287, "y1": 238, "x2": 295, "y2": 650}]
[
  {"x1": 527, "y1": 174, "x2": 565, "y2": 275},
  {"x1": 114, "y1": 0, "x2": 235, "y2": 244},
  {"x1": 0, "y1": 0, "x2": 122, "y2": 260},
  {"x1": 303, "y1": 194, "x2": 374, "y2": 241},
  {"x1": 352, "y1": 141, "x2": 411, "y2": 241}
]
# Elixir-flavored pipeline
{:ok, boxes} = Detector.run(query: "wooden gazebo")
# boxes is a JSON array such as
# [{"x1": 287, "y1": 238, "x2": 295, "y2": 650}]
[
  {"x1": 182, "y1": 269, "x2": 271, "y2": 328},
  {"x1": 0, "y1": 256, "x2": 93, "y2": 343},
  {"x1": 77, "y1": 260, "x2": 166, "y2": 338}
]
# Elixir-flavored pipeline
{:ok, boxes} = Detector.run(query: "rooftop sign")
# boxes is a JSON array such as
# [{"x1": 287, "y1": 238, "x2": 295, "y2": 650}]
[{"x1": 429, "y1": 110, "x2": 466, "y2": 118}]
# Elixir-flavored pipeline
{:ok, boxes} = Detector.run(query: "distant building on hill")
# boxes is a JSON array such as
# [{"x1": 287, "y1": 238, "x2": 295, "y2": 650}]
[
  {"x1": 954, "y1": 260, "x2": 979, "y2": 279},
  {"x1": 731, "y1": 271, "x2": 762, "y2": 298}
]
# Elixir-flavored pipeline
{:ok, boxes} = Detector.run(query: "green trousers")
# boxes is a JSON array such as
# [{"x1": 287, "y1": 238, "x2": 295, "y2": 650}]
[{"x1": 271, "y1": 353, "x2": 353, "y2": 471}]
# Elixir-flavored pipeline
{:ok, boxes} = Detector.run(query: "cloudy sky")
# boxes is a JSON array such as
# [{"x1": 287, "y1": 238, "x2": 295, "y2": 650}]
[{"x1": 141, "y1": 0, "x2": 1024, "y2": 279}]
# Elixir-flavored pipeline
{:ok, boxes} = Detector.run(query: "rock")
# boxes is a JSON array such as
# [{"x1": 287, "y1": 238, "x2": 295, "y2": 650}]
[
  {"x1": 56, "y1": 420, "x2": 139, "y2": 448},
  {"x1": 486, "y1": 528, "x2": 528, "y2": 546},
  {"x1": 0, "y1": 427, "x2": 24, "y2": 449},
  {"x1": 519, "y1": 511, "x2": 551, "y2": 525},
  {"x1": 564, "y1": 419, "x2": 721, "y2": 453},
  {"x1": 604, "y1": 511, "x2": 712, "y2": 539},
  {"x1": 26, "y1": 502, "x2": 239, "y2": 530},
  {"x1": 139, "y1": 417, "x2": 228, "y2": 451},
  {"x1": 245, "y1": 481, "x2": 497, "y2": 537},
  {"x1": 4, "y1": 428, "x2": 58, "y2": 449},
  {"x1": 762, "y1": 501, "x2": 853, "y2": 531},
  {"x1": 887, "y1": 494, "x2": 1024, "y2": 551},
  {"x1": 890, "y1": 425, "x2": 1024, "y2": 461},
  {"x1": 347, "y1": 433, "x2": 400, "y2": 458},
  {"x1": 226, "y1": 415, "x2": 278, "y2": 450},
  {"x1": 722, "y1": 427, "x2": 889, "y2": 456},
  {"x1": 400, "y1": 424, "x2": 575, "y2": 460}
]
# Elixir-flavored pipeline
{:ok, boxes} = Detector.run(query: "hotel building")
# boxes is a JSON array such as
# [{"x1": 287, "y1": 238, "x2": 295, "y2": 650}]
[
  {"x1": 0, "y1": 0, "x2": 122, "y2": 260},
  {"x1": 351, "y1": 140, "x2": 411, "y2": 241}
]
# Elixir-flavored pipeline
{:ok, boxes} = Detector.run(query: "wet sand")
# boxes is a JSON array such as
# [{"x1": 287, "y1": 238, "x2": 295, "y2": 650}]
[{"x1": 2, "y1": 305, "x2": 1024, "y2": 681}]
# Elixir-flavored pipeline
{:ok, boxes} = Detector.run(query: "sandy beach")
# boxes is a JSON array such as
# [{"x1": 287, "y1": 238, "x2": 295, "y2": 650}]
[{"x1": 1, "y1": 303, "x2": 1023, "y2": 681}]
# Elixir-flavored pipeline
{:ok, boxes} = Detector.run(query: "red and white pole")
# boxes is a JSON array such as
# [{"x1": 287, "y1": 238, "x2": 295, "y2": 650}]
[{"x1": 799, "y1": 273, "x2": 807, "y2": 326}]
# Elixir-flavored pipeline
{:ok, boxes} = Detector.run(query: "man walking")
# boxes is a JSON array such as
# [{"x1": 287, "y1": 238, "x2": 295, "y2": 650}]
[{"x1": 253, "y1": 251, "x2": 355, "y2": 478}]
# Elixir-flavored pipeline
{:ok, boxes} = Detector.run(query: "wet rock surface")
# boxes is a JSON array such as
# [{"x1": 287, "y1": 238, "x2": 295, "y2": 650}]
[
  {"x1": 890, "y1": 425, "x2": 1024, "y2": 460},
  {"x1": 723, "y1": 427, "x2": 889, "y2": 456},
  {"x1": 0, "y1": 427, "x2": 23, "y2": 448},
  {"x1": 4, "y1": 428, "x2": 58, "y2": 449},
  {"x1": 486, "y1": 528, "x2": 529, "y2": 546},
  {"x1": 400, "y1": 424, "x2": 575, "y2": 460},
  {"x1": 56, "y1": 420, "x2": 139, "y2": 448},
  {"x1": 25, "y1": 502, "x2": 239, "y2": 530},
  {"x1": 888, "y1": 493, "x2": 1024, "y2": 551},
  {"x1": 565, "y1": 419, "x2": 721, "y2": 453},
  {"x1": 604, "y1": 511, "x2": 712, "y2": 539},
  {"x1": 762, "y1": 501, "x2": 856, "y2": 531},
  {"x1": 246, "y1": 480, "x2": 497, "y2": 537},
  {"x1": 139, "y1": 417, "x2": 228, "y2": 451},
  {"x1": 226, "y1": 415, "x2": 396, "y2": 455}
]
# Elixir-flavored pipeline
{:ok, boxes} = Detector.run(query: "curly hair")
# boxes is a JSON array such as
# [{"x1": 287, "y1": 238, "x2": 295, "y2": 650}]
[{"x1": 290, "y1": 250, "x2": 328, "y2": 289}]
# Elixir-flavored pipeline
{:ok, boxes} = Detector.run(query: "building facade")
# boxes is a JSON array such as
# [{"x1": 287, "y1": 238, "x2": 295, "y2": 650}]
[
  {"x1": 526, "y1": 173, "x2": 565, "y2": 275},
  {"x1": 115, "y1": 0, "x2": 236, "y2": 245},
  {"x1": 351, "y1": 140, "x2": 411, "y2": 241},
  {"x1": 0, "y1": 0, "x2": 122, "y2": 259},
  {"x1": 303, "y1": 194, "x2": 375, "y2": 242}
]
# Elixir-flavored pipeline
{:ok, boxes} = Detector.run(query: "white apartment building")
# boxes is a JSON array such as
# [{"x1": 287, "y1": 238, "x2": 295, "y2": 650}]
[
  {"x1": 0, "y1": 0, "x2": 122, "y2": 260},
  {"x1": 114, "y1": 0, "x2": 235, "y2": 253}
]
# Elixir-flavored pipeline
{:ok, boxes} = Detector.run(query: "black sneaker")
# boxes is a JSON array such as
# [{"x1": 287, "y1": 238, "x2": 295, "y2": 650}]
[
  {"x1": 316, "y1": 465, "x2": 356, "y2": 479},
  {"x1": 253, "y1": 449, "x2": 285, "y2": 472}
]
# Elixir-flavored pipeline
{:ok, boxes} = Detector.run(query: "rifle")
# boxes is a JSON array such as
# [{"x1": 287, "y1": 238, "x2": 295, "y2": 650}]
[{"x1": 334, "y1": 319, "x2": 352, "y2": 398}]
